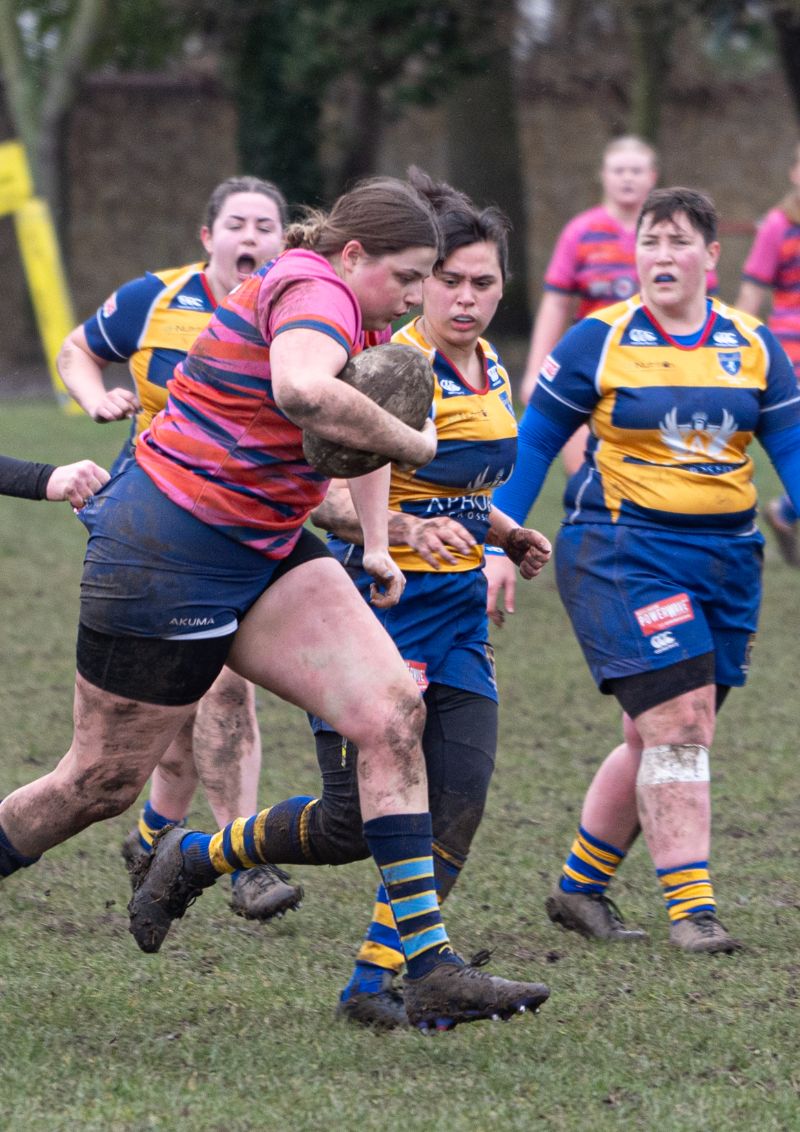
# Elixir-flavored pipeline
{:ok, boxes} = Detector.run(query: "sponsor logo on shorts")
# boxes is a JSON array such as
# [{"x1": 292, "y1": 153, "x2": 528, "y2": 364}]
[
  {"x1": 175, "y1": 294, "x2": 205, "y2": 310},
  {"x1": 634, "y1": 593, "x2": 694, "y2": 636},
  {"x1": 650, "y1": 630, "x2": 679, "y2": 654},
  {"x1": 101, "y1": 292, "x2": 118, "y2": 318},
  {"x1": 541, "y1": 354, "x2": 560, "y2": 382},
  {"x1": 169, "y1": 616, "x2": 216, "y2": 627},
  {"x1": 405, "y1": 659, "x2": 429, "y2": 693},
  {"x1": 628, "y1": 328, "x2": 658, "y2": 344}
]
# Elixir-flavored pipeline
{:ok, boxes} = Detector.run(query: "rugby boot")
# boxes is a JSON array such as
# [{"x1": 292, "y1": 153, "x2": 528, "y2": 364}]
[
  {"x1": 128, "y1": 826, "x2": 209, "y2": 953},
  {"x1": 229, "y1": 864, "x2": 304, "y2": 922},
  {"x1": 336, "y1": 969, "x2": 409, "y2": 1030},
  {"x1": 545, "y1": 884, "x2": 648, "y2": 942},
  {"x1": 669, "y1": 911, "x2": 742, "y2": 954},
  {"x1": 403, "y1": 958, "x2": 549, "y2": 1032},
  {"x1": 121, "y1": 827, "x2": 149, "y2": 889}
]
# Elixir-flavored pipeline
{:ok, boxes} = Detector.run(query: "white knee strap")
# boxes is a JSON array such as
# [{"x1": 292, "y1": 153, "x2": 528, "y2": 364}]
[{"x1": 637, "y1": 744, "x2": 710, "y2": 787}]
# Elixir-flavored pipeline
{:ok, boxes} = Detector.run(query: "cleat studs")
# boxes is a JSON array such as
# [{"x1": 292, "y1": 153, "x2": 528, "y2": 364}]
[
  {"x1": 491, "y1": 1013, "x2": 501, "y2": 1022},
  {"x1": 518, "y1": 1004, "x2": 527, "y2": 1013}
]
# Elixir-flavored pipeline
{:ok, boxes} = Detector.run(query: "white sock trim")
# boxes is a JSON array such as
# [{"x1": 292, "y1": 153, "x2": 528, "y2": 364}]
[{"x1": 637, "y1": 744, "x2": 710, "y2": 787}]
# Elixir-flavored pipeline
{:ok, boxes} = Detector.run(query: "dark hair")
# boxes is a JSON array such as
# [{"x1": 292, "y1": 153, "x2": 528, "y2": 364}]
[
  {"x1": 284, "y1": 176, "x2": 440, "y2": 258},
  {"x1": 204, "y1": 176, "x2": 289, "y2": 231},
  {"x1": 637, "y1": 187, "x2": 718, "y2": 244},
  {"x1": 407, "y1": 166, "x2": 512, "y2": 280}
]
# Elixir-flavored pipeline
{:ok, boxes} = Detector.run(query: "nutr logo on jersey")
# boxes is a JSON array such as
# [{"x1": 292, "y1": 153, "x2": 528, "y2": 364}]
[
  {"x1": 659, "y1": 407, "x2": 738, "y2": 460},
  {"x1": 634, "y1": 593, "x2": 694, "y2": 636}
]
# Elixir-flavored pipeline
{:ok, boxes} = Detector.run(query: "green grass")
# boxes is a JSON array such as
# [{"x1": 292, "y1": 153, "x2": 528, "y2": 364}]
[{"x1": 1, "y1": 402, "x2": 799, "y2": 1130}]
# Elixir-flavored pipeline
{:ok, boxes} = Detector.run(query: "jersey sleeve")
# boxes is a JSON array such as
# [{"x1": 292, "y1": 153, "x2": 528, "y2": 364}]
[
  {"x1": 741, "y1": 210, "x2": 785, "y2": 288},
  {"x1": 542, "y1": 216, "x2": 583, "y2": 294},
  {"x1": 755, "y1": 325, "x2": 800, "y2": 438},
  {"x1": 0, "y1": 454, "x2": 55, "y2": 499},
  {"x1": 263, "y1": 275, "x2": 361, "y2": 356},
  {"x1": 82, "y1": 273, "x2": 167, "y2": 362},
  {"x1": 529, "y1": 316, "x2": 608, "y2": 429}
]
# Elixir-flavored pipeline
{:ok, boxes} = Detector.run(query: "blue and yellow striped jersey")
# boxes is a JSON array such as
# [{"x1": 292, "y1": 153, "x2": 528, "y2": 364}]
[
  {"x1": 83, "y1": 262, "x2": 216, "y2": 440},
  {"x1": 387, "y1": 318, "x2": 518, "y2": 571},
  {"x1": 535, "y1": 295, "x2": 800, "y2": 533}
]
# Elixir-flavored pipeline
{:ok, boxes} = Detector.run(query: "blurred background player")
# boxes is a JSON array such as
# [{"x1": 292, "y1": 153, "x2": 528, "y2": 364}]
[
  {"x1": 310, "y1": 168, "x2": 551, "y2": 1029},
  {"x1": 488, "y1": 187, "x2": 800, "y2": 954},
  {"x1": 517, "y1": 136, "x2": 658, "y2": 474},
  {"x1": 737, "y1": 143, "x2": 800, "y2": 566},
  {"x1": 56, "y1": 175, "x2": 303, "y2": 921}
]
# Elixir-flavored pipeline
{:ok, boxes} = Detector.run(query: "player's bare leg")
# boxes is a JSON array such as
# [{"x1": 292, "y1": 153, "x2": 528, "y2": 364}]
[
  {"x1": 129, "y1": 558, "x2": 550, "y2": 1029},
  {"x1": 193, "y1": 667, "x2": 303, "y2": 919},
  {"x1": 0, "y1": 673, "x2": 194, "y2": 863}
]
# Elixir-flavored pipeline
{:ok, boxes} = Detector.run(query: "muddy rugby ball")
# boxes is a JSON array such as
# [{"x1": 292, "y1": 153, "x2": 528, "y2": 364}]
[{"x1": 302, "y1": 343, "x2": 435, "y2": 478}]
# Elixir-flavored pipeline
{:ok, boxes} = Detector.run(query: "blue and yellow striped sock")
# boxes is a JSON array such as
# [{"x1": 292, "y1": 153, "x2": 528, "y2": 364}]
[
  {"x1": 363, "y1": 812, "x2": 459, "y2": 981},
  {"x1": 342, "y1": 838, "x2": 466, "y2": 998},
  {"x1": 137, "y1": 800, "x2": 184, "y2": 853},
  {"x1": 180, "y1": 796, "x2": 317, "y2": 884},
  {"x1": 657, "y1": 861, "x2": 715, "y2": 921},
  {"x1": 559, "y1": 825, "x2": 626, "y2": 895}
]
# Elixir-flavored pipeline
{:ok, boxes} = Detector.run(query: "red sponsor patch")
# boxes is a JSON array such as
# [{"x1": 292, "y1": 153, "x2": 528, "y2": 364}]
[
  {"x1": 634, "y1": 593, "x2": 694, "y2": 636},
  {"x1": 405, "y1": 659, "x2": 429, "y2": 693},
  {"x1": 101, "y1": 292, "x2": 118, "y2": 318},
  {"x1": 541, "y1": 354, "x2": 560, "y2": 382}
]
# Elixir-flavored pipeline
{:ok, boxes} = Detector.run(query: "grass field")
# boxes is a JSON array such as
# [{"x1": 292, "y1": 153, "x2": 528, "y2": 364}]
[{"x1": 1, "y1": 402, "x2": 799, "y2": 1131}]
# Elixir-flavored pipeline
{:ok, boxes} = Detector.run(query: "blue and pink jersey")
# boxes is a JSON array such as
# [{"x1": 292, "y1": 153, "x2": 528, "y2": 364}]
[
  {"x1": 741, "y1": 206, "x2": 800, "y2": 378},
  {"x1": 544, "y1": 205, "x2": 718, "y2": 319},
  {"x1": 136, "y1": 248, "x2": 381, "y2": 558},
  {"x1": 543, "y1": 205, "x2": 640, "y2": 318}
]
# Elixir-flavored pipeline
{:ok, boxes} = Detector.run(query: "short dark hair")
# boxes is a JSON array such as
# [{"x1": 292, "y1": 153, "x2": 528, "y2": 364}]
[
  {"x1": 204, "y1": 176, "x2": 289, "y2": 231},
  {"x1": 407, "y1": 166, "x2": 512, "y2": 280},
  {"x1": 637, "y1": 187, "x2": 718, "y2": 244}
]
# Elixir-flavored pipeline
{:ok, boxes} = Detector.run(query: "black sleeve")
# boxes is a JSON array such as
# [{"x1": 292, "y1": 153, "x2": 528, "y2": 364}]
[{"x1": 0, "y1": 454, "x2": 56, "y2": 500}]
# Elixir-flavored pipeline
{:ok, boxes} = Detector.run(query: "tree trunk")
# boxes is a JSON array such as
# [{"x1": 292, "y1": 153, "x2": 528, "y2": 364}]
[
  {"x1": 773, "y1": 5, "x2": 800, "y2": 122},
  {"x1": 444, "y1": 4, "x2": 530, "y2": 337}
]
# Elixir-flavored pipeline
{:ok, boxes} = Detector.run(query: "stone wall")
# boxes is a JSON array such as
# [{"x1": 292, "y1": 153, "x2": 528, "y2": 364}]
[{"x1": 1, "y1": 57, "x2": 797, "y2": 392}]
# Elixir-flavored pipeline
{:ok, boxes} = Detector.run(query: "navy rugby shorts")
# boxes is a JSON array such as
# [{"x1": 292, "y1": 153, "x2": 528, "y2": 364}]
[
  {"x1": 78, "y1": 462, "x2": 330, "y2": 640},
  {"x1": 555, "y1": 522, "x2": 764, "y2": 692}
]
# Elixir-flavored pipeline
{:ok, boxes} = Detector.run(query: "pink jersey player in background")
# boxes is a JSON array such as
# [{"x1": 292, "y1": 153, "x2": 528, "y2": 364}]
[
  {"x1": 737, "y1": 143, "x2": 800, "y2": 566},
  {"x1": 518, "y1": 136, "x2": 659, "y2": 473}
]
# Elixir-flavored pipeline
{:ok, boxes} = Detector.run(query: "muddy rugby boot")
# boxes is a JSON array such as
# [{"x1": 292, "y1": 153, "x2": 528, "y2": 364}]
[
  {"x1": 404, "y1": 958, "x2": 549, "y2": 1032},
  {"x1": 669, "y1": 911, "x2": 742, "y2": 954},
  {"x1": 545, "y1": 885, "x2": 648, "y2": 942},
  {"x1": 229, "y1": 864, "x2": 304, "y2": 922},
  {"x1": 121, "y1": 827, "x2": 149, "y2": 889},
  {"x1": 336, "y1": 969, "x2": 409, "y2": 1030},
  {"x1": 128, "y1": 826, "x2": 209, "y2": 953}
]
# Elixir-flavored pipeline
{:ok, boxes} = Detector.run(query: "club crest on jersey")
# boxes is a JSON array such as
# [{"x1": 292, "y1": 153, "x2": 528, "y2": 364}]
[
  {"x1": 717, "y1": 351, "x2": 742, "y2": 379},
  {"x1": 659, "y1": 407, "x2": 738, "y2": 460}
]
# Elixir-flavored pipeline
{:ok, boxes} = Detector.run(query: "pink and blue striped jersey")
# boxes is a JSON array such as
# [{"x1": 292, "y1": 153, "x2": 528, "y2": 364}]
[
  {"x1": 137, "y1": 249, "x2": 377, "y2": 557},
  {"x1": 741, "y1": 206, "x2": 800, "y2": 377},
  {"x1": 545, "y1": 205, "x2": 718, "y2": 319},
  {"x1": 544, "y1": 205, "x2": 640, "y2": 318}
]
